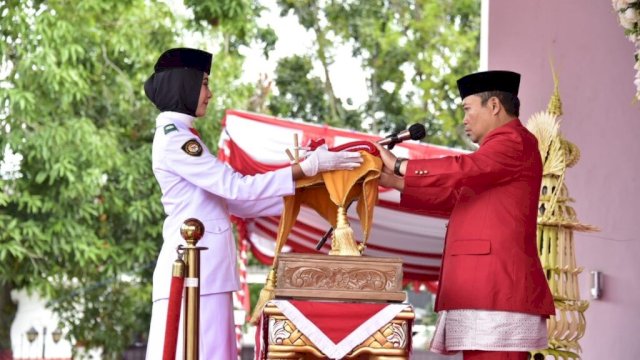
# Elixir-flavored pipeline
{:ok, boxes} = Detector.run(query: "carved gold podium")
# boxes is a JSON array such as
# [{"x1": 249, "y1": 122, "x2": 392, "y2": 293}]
[
  {"x1": 253, "y1": 145, "x2": 414, "y2": 359},
  {"x1": 275, "y1": 253, "x2": 406, "y2": 302}
]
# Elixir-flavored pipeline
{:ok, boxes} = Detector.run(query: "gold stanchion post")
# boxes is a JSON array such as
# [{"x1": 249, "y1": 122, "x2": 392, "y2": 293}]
[{"x1": 180, "y1": 218, "x2": 207, "y2": 360}]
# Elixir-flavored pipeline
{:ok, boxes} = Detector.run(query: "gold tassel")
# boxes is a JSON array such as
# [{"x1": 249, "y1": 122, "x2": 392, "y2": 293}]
[
  {"x1": 249, "y1": 269, "x2": 277, "y2": 324},
  {"x1": 329, "y1": 206, "x2": 361, "y2": 256}
]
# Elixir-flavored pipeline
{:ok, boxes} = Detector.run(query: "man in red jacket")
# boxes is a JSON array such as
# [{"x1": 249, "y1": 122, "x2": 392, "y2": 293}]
[{"x1": 375, "y1": 70, "x2": 554, "y2": 360}]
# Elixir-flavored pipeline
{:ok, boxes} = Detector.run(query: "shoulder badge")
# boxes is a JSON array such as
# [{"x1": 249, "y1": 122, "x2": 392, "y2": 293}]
[
  {"x1": 181, "y1": 139, "x2": 203, "y2": 157},
  {"x1": 164, "y1": 124, "x2": 178, "y2": 135}
]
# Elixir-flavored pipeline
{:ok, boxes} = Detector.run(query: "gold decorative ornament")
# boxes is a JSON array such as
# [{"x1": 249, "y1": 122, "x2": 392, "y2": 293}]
[
  {"x1": 180, "y1": 218, "x2": 205, "y2": 242},
  {"x1": 527, "y1": 66, "x2": 598, "y2": 360}
]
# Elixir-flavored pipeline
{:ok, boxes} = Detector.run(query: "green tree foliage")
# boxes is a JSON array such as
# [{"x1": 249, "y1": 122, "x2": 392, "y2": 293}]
[
  {"x1": 269, "y1": 55, "x2": 332, "y2": 124},
  {"x1": 267, "y1": 54, "x2": 361, "y2": 128},
  {"x1": 183, "y1": 0, "x2": 278, "y2": 146},
  {"x1": 0, "y1": 0, "x2": 174, "y2": 356},
  {"x1": 270, "y1": 0, "x2": 480, "y2": 148},
  {"x1": 273, "y1": 0, "x2": 350, "y2": 127},
  {"x1": 184, "y1": 0, "x2": 277, "y2": 57},
  {"x1": 0, "y1": 0, "x2": 276, "y2": 356}
]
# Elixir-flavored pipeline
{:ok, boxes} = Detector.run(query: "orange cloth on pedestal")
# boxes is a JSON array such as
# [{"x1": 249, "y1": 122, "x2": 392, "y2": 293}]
[{"x1": 272, "y1": 151, "x2": 382, "y2": 256}]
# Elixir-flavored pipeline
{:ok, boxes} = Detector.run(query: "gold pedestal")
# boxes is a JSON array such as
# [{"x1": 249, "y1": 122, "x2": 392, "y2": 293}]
[
  {"x1": 263, "y1": 303, "x2": 414, "y2": 359},
  {"x1": 275, "y1": 253, "x2": 406, "y2": 302}
]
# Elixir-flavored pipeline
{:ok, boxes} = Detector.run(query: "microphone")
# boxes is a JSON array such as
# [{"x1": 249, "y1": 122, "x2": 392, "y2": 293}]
[{"x1": 377, "y1": 123, "x2": 426, "y2": 149}]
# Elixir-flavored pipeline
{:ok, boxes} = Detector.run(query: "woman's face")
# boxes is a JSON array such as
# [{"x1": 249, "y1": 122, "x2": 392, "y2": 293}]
[{"x1": 195, "y1": 73, "x2": 212, "y2": 117}]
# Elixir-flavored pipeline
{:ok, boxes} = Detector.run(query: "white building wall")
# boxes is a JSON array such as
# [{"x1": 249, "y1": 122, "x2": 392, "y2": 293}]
[{"x1": 10, "y1": 289, "x2": 84, "y2": 360}]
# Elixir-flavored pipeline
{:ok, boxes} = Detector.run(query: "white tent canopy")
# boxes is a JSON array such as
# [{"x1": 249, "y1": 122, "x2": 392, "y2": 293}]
[{"x1": 218, "y1": 109, "x2": 464, "y2": 285}]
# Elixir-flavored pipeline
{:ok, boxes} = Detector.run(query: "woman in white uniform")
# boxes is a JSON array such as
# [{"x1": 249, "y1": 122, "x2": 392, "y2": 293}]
[{"x1": 143, "y1": 48, "x2": 362, "y2": 359}]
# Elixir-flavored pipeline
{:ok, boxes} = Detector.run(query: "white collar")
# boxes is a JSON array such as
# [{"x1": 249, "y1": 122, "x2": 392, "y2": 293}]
[{"x1": 155, "y1": 111, "x2": 195, "y2": 129}]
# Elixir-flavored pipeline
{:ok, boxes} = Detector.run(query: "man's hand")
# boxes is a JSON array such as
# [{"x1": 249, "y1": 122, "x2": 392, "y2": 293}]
[
  {"x1": 299, "y1": 145, "x2": 363, "y2": 177},
  {"x1": 379, "y1": 172, "x2": 405, "y2": 191},
  {"x1": 373, "y1": 142, "x2": 397, "y2": 175},
  {"x1": 372, "y1": 142, "x2": 406, "y2": 191}
]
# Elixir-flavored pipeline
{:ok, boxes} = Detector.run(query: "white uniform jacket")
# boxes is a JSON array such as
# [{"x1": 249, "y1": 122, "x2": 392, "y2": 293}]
[{"x1": 151, "y1": 111, "x2": 294, "y2": 301}]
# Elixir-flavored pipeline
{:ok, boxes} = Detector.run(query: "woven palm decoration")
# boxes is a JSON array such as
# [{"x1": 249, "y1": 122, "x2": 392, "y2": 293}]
[{"x1": 527, "y1": 67, "x2": 598, "y2": 360}]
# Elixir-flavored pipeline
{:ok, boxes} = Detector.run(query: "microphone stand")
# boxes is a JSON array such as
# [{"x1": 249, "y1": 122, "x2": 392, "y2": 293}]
[{"x1": 316, "y1": 227, "x2": 333, "y2": 250}]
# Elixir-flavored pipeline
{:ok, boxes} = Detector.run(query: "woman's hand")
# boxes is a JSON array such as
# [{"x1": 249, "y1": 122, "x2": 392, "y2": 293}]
[{"x1": 298, "y1": 145, "x2": 363, "y2": 177}]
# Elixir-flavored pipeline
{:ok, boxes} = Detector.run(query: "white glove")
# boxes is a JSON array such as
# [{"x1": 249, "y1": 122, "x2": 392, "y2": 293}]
[{"x1": 299, "y1": 145, "x2": 363, "y2": 177}]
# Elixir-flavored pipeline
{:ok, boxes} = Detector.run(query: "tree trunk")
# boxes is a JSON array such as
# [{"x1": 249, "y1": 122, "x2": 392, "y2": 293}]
[
  {"x1": 309, "y1": 3, "x2": 343, "y2": 125},
  {"x1": 0, "y1": 282, "x2": 17, "y2": 350}
]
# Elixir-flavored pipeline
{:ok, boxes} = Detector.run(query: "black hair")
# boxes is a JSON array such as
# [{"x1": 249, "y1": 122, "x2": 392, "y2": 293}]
[{"x1": 478, "y1": 91, "x2": 520, "y2": 117}]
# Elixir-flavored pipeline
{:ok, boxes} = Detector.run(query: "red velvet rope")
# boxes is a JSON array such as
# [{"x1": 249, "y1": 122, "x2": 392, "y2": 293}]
[{"x1": 163, "y1": 272, "x2": 185, "y2": 360}]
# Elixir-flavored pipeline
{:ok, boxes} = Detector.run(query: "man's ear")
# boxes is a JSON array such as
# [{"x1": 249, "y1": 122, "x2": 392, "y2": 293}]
[{"x1": 490, "y1": 97, "x2": 501, "y2": 115}]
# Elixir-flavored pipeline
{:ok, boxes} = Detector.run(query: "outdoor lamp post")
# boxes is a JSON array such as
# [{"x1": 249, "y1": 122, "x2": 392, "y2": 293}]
[
  {"x1": 52, "y1": 327, "x2": 63, "y2": 343},
  {"x1": 26, "y1": 327, "x2": 38, "y2": 343},
  {"x1": 42, "y1": 326, "x2": 47, "y2": 359},
  {"x1": 26, "y1": 326, "x2": 38, "y2": 360}
]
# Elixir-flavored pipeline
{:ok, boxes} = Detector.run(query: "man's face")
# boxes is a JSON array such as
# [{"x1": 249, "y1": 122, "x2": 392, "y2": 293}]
[
  {"x1": 462, "y1": 95, "x2": 493, "y2": 143},
  {"x1": 195, "y1": 73, "x2": 212, "y2": 117}
]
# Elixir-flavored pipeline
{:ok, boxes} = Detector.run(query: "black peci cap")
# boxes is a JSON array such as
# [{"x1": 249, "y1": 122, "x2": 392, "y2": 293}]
[
  {"x1": 153, "y1": 47, "x2": 212, "y2": 74},
  {"x1": 456, "y1": 70, "x2": 520, "y2": 99}
]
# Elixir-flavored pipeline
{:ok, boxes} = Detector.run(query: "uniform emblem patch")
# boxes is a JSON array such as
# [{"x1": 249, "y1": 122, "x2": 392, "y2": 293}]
[
  {"x1": 164, "y1": 124, "x2": 178, "y2": 135},
  {"x1": 182, "y1": 139, "x2": 203, "y2": 156}
]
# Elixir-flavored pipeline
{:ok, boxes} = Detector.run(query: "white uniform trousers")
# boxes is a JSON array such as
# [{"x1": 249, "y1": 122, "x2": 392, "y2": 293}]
[{"x1": 146, "y1": 292, "x2": 238, "y2": 360}]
